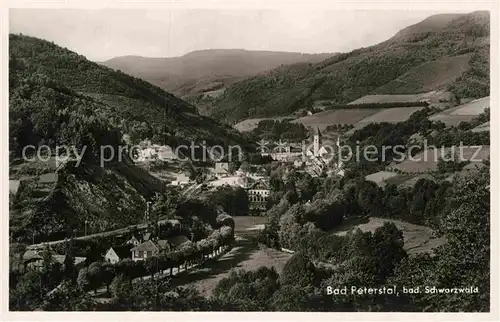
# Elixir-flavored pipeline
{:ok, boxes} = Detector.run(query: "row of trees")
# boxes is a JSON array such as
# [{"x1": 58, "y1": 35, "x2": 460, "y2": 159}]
[{"x1": 76, "y1": 225, "x2": 235, "y2": 294}]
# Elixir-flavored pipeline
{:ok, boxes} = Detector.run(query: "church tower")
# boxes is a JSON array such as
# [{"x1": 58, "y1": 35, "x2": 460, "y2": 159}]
[{"x1": 313, "y1": 127, "x2": 321, "y2": 157}]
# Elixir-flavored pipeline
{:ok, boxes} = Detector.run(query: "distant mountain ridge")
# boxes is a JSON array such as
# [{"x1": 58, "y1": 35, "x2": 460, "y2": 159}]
[
  {"x1": 207, "y1": 11, "x2": 490, "y2": 123},
  {"x1": 101, "y1": 49, "x2": 335, "y2": 97}
]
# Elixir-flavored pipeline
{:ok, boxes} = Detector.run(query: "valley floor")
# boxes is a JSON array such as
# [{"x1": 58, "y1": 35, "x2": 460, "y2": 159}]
[
  {"x1": 173, "y1": 236, "x2": 292, "y2": 296},
  {"x1": 170, "y1": 216, "x2": 292, "y2": 296}
]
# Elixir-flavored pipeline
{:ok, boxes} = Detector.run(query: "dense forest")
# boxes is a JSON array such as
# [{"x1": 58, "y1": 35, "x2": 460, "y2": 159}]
[{"x1": 209, "y1": 11, "x2": 490, "y2": 122}]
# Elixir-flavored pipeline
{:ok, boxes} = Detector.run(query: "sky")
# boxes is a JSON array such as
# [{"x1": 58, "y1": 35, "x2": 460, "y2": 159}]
[{"x1": 9, "y1": 9, "x2": 464, "y2": 61}]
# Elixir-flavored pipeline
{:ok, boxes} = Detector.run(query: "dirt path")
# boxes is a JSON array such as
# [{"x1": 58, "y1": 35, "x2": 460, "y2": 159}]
[{"x1": 170, "y1": 235, "x2": 292, "y2": 297}]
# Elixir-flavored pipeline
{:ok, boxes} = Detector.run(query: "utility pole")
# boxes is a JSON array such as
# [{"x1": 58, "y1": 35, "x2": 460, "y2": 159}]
[{"x1": 85, "y1": 220, "x2": 89, "y2": 236}]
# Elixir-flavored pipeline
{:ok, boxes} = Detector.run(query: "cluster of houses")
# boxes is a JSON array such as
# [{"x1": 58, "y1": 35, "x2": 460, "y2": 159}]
[
  {"x1": 260, "y1": 128, "x2": 343, "y2": 177},
  {"x1": 136, "y1": 133, "x2": 341, "y2": 211}
]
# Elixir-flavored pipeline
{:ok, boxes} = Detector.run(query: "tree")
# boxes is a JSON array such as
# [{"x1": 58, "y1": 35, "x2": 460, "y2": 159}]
[
  {"x1": 101, "y1": 262, "x2": 116, "y2": 293},
  {"x1": 432, "y1": 167, "x2": 490, "y2": 311},
  {"x1": 110, "y1": 274, "x2": 132, "y2": 299},
  {"x1": 87, "y1": 262, "x2": 103, "y2": 294},
  {"x1": 144, "y1": 256, "x2": 159, "y2": 280},
  {"x1": 216, "y1": 213, "x2": 235, "y2": 230},
  {"x1": 305, "y1": 195, "x2": 346, "y2": 231},
  {"x1": 371, "y1": 222, "x2": 407, "y2": 282},
  {"x1": 41, "y1": 281, "x2": 96, "y2": 311},
  {"x1": 76, "y1": 267, "x2": 90, "y2": 292},
  {"x1": 280, "y1": 252, "x2": 316, "y2": 288},
  {"x1": 278, "y1": 203, "x2": 306, "y2": 250},
  {"x1": 10, "y1": 270, "x2": 51, "y2": 310},
  {"x1": 180, "y1": 242, "x2": 196, "y2": 269},
  {"x1": 62, "y1": 240, "x2": 77, "y2": 282},
  {"x1": 213, "y1": 267, "x2": 280, "y2": 310}
]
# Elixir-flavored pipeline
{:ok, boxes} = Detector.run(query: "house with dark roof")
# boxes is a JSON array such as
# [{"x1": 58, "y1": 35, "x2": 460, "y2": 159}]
[
  {"x1": 124, "y1": 235, "x2": 140, "y2": 247},
  {"x1": 105, "y1": 245, "x2": 133, "y2": 264},
  {"x1": 168, "y1": 235, "x2": 190, "y2": 248},
  {"x1": 130, "y1": 236, "x2": 190, "y2": 261},
  {"x1": 130, "y1": 240, "x2": 168, "y2": 261}
]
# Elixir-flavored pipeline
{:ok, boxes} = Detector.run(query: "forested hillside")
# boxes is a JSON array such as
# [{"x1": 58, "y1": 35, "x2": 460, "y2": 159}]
[
  {"x1": 9, "y1": 34, "x2": 250, "y2": 150},
  {"x1": 209, "y1": 11, "x2": 490, "y2": 123},
  {"x1": 8, "y1": 34, "x2": 251, "y2": 242}
]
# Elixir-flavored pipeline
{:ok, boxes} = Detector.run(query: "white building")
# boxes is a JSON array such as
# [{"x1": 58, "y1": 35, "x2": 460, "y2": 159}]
[
  {"x1": 247, "y1": 180, "x2": 271, "y2": 210},
  {"x1": 104, "y1": 245, "x2": 132, "y2": 264}
]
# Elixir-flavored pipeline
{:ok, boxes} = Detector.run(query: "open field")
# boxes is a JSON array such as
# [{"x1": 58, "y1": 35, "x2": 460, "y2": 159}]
[
  {"x1": 348, "y1": 90, "x2": 451, "y2": 105},
  {"x1": 233, "y1": 216, "x2": 268, "y2": 234},
  {"x1": 389, "y1": 146, "x2": 490, "y2": 173},
  {"x1": 428, "y1": 114, "x2": 476, "y2": 127},
  {"x1": 356, "y1": 106, "x2": 426, "y2": 124},
  {"x1": 365, "y1": 171, "x2": 419, "y2": 188},
  {"x1": 450, "y1": 96, "x2": 489, "y2": 115},
  {"x1": 399, "y1": 174, "x2": 437, "y2": 188},
  {"x1": 364, "y1": 171, "x2": 399, "y2": 187},
  {"x1": 185, "y1": 240, "x2": 292, "y2": 296},
  {"x1": 170, "y1": 216, "x2": 293, "y2": 296},
  {"x1": 429, "y1": 96, "x2": 489, "y2": 126},
  {"x1": 472, "y1": 121, "x2": 490, "y2": 132},
  {"x1": 372, "y1": 54, "x2": 472, "y2": 94},
  {"x1": 233, "y1": 116, "x2": 296, "y2": 132},
  {"x1": 9, "y1": 180, "x2": 21, "y2": 194},
  {"x1": 292, "y1": 109, "x2": 381, "y2": 131},
  {"x1": 334, "y1": 217, "x2": 446, "y2": 255}
]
